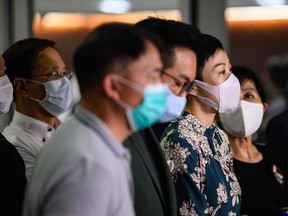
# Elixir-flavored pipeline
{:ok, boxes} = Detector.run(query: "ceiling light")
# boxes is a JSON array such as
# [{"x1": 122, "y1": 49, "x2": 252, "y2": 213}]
[
  {"x1": 225, "y1": 6, "x2": 288, "y2": 21},
  {"x1": 255, "y1": 0, "x2": 286, "y2": 6},
  {"x1": 99, "y1": 0, "x2": 131, "y2": 14}
]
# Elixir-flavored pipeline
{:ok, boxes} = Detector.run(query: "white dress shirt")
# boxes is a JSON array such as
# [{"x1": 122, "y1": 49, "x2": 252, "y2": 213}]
[
  {"x1": 3, "y1": 111, "x2": 56, "y2": 180},
  {"x1": 22, "y1": 105, "x2": 135, "y2": 216}
]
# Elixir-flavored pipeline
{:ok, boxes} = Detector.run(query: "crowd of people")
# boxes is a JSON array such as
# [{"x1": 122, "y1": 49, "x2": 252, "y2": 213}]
[{"x1": 1, "y1": 17, "x2": 288, "y2": 216}]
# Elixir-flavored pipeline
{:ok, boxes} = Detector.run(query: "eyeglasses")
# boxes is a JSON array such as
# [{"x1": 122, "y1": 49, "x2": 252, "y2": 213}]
[
  {"x1": 162, "y1": 71, "x2": 193, "y2": 95},
  {"x1": 32, "y1": 70, "x2": 73, "y2": 80}
]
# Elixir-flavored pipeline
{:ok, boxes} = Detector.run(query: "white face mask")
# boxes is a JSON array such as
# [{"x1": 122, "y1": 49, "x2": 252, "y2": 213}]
[
  {"x1": 193, "y1": 73, "x2": 241, "y2": 113},
  {"x1": 28, "y1": 77, "x2": 74, "y2": 116},
  {"x1": 219, "y1": 100, "x2": 264, "y2": 137},
  {"x1": 0, "y1": 75, "x2": 13, "y2": 115},
  {"x1": 158, "y1": 87, "x2": 186, "y2": 123}
]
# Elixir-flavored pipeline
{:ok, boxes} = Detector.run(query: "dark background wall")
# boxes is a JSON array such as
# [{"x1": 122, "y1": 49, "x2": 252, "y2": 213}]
[{"x1": 229, "y1": 19, "x2": 288, "y2": 76}]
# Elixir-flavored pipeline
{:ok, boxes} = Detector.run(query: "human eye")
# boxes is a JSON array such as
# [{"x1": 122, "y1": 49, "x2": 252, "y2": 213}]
[
  {"x1": 219, "y1": 70, "x2": 225, "y2": 75},
  {"x1": 174, "y1": 80, "x2": 183, "y2": 87},
  {"x1": 244, "y1": 93, "x2": 254, "y2": 99},
  {"x1": 49, "y1": 71, "x2": 64, "y2": 80},
  {"x1": 148, "y1": 70, "x2": 161, "y2": 83},
  {"x1": 243, "y1": 91, "x2": 257, "y2": 101}
]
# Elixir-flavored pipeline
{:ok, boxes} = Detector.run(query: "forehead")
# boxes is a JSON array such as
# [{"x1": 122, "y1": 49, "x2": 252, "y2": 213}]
[
  {"x1": 124, "y1": 41, "x2": 162, "y2": 78},
  {"x1": 168, "y1": 46, "x2": 197, "y2": 81},
  {"x1": 205, "y1": 49, "x2": 229, "y2": 68},
  {"x1": 33, "y1": 47, "x2": 65, "y2": 74},
  {"x1": 241, "y1": 79, "x2": 256, "y2": 89}
]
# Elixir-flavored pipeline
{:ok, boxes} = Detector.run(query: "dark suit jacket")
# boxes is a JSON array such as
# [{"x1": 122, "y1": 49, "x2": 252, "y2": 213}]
[
  {"x1": 266, "y1": 109, "x2": 288, "y2": 157},
  {"x1": 124, "y1": 127, "x2": 176, "y2": 216},
  {"x1": 0, "y1": 133, "x2": 27, "y2": 215}
]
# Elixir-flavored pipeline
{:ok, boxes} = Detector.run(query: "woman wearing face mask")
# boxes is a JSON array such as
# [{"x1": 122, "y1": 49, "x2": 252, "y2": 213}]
[
  {"x1": 161, "y1": 33, "x2": 241, "y2": 216},
  {"x1": 219, "y1": 65, "x2": 288, "y2": 216}
]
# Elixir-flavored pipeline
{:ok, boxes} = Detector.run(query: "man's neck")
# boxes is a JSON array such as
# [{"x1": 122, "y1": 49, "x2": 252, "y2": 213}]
[
  {"x1": 16, "y1": 107, "x2": 59, "y2": 128},
  {"x1": 79, "y1": 99, "x2": 131, "y2": 144}
]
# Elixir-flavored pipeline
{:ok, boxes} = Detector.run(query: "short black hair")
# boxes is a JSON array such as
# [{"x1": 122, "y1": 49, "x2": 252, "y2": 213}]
[
  {"x1": 135, "y1": 17, "x2": 200, "y2": 69},
  {"x1": 196, "y1": 33, "x2": 224, "y2": 80},
  {"x1": 3, "y1": 38, "x2": 56, "y2": 83},
  {"x1": 265, "y1": 54, "x2": 288, "y2": 90},
  {"x1": 73, "y1": 22, "x2": 161, "y2": 94},
  {"x1": 232, "y1": 65, "x2": 267, "y2": 103}
]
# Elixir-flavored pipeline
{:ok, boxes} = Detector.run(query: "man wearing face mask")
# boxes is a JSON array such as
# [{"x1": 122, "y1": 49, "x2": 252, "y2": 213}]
[
  {"x1": 2, "y1": 38, "x2": 74, "y2": 180},
  {"x1": 123, "y1": 17, "x2": 199, "y2": 216},
  {"x1": 22, "y1": 22, "x2": 168, "y2": 216},
  {"x1": 0, "y1": 54, "x2": 27, "y2": 215},
  {"x1": 219, "y1": 65, "x2": 288, "y2": 216},
  {"x1": 161, "y1": 33, "x2": 241, "y2": 216}
]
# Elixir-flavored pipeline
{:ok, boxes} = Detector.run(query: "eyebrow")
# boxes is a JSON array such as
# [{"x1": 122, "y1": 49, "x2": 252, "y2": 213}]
[
  {"x1": 213, "y1": 63, "x2": 225, "y2": 68},
  {"x1": 50, "y1": 65, "x2": 66, "y2": 71},
  {"x1": 242, "y1": 87, "x2": 257, "y2": 92},
  {"x1": 178, "y1": 74, "x2": 191, "y2": 82}
]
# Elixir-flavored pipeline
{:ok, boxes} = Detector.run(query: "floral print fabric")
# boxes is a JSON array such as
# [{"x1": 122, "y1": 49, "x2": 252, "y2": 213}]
[{"x1": 161, "y1": 112, "x2": 241, "y2": 216}]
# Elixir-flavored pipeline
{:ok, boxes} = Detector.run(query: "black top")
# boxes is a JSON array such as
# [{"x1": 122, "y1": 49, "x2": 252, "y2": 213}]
[
  {"x1": 151, "y1": 122, "x2": 170, "y2": 141},
  {"x1": 0, "y1": 133, "x2": 27, "y2": 215},
  {"x1": 233, "y1": 144, "x2": 288, "y2": 216},
  {"x1": 266, "y1": 109, "x2": 288, "y2": 158}
]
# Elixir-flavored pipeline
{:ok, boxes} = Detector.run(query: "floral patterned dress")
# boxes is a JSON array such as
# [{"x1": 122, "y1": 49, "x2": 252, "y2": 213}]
[{"x1": 160, "y1": 111, "x2": 241, "y2": 216}]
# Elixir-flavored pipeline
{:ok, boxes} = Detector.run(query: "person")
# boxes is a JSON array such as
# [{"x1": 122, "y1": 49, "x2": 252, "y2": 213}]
[
  {"x1": 160, "y1": 33, "x2": 241, "y2": 215},
  {"x1": 135, "y1": 17, "x2": 200, "y2": 141},
  {"x1": 2, "y1": 38, "x2": 74, "y2": 180},
  {"x1": 0, "y1": 53, "x2": 27, "y2": 215},
  {"x1": 22, "y1": 22, "x2": 168, "y2": 216},
  {"x1": 265, "y1": 55, "x2": 288, "y2": 157},
  {"x1": 219, "y1": 65, "x2": 288, "y2": 216},
  {"x1": 124, "y1": 17, "x2": 199, "y2": 216},
  {"x1": 253, "y1": 54, "x2": 288, "y2": 143}
]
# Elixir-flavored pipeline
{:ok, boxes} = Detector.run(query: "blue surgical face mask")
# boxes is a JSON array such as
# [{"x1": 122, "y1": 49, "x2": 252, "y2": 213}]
[
  {"x1": 28, "y1": 77, "x2": 74, "y2": 116},
  {"x1": 116, "y1": 76, "x2": 168, "y2": 132},
  {"x1": 157, "y1": 87, "x2": 187, "y2": 123}
]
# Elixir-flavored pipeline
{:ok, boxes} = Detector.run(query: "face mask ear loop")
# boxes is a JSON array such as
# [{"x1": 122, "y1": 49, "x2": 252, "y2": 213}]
[
  {"x1": 187, "y1": 81, "x2": 219, "y2": 110},
  {"x1": 116, "y1": 75, "x2": 144, "y2": 92},
  {"x1": 195, "y1": 95, "x2": 219, "y2": 111},
  {"x1": 193, "y1": 80, "x2": 220, "y2": 99},
  {"x1": 115, "y1": 99, "x2": 132, "y2": 110},
  {"x1": 24, "y1": 79, "x2": 46, "y2": 103},
  {"x1": 114, "y1": 98, "x2": 137, "y2": 132},
  {"x1": 25, "y1": 79, "x2": 45, "y2": 86}
]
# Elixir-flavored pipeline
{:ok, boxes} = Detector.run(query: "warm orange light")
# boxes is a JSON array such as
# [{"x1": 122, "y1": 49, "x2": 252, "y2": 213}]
[
  {"x1": 225, "y1": 6, "x2": 288, "y2": 22},
  {"x1": 33, "y1": 10, "x2": 182, "y2": 30}
]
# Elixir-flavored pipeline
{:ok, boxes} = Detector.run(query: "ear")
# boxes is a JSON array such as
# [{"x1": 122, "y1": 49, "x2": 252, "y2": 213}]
[
  {"x1": 102, "y1": 74, "x2": 121, "y2": 101},
  {"x1": 187, "y1": 83, "x2": 198, "y2": 96},
  {"x1": 13, "y1": 78, "x2": 29, "y2": 97},
  {"x1": 263, "y1": 102, "x2": 268, "y2": 112}
]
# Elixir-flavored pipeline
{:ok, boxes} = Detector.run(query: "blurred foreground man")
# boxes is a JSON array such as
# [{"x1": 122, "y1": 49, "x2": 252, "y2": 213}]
[
  {"x1": 124, "y1": 17, "x2": 200, "y2": 216},
  {"x1": 23, "y1": 22, "x2": 168, "y2": 216}
]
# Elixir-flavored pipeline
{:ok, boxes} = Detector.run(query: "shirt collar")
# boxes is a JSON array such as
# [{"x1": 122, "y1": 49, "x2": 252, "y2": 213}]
[
  {"x1": 181, "y1": 111, "x2": 216, "y2": 136},
  {"x1": 11, "y1": 111, "x2": 56, "y2": 142},
  {"x1": 73, "y1": 105, "x2": 131, "y2": 159}
]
